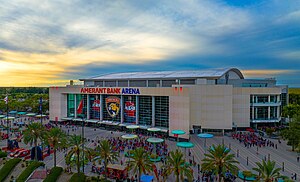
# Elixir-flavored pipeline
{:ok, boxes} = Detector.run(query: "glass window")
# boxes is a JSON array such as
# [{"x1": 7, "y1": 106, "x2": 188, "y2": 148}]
[
  {"x1": 270, "y1": 106, "x2": 277, "y2": 119},
  {"x1": 180, "y1": 79, "x2": 195, "y2": 85},
  {"x1": 89, "y1": 95, "x2": 101, "y2": 120},
  {"x1": 129, "y1": 80, "x2": 146, "y2": 87},
  {"x1": 104, "y1": 81, "x2": 116, "y2": 87},
  {"x1": 67, "y1": 94, "x2": 75, "y2": 117},
  {"x1": 123, "y1": 95, "x2": 136, "y2": 123},
  {"x1": 76, "y1": 94, "x2": 87, "y2": 118},
  {"x1": 139, "y1": 96, "x2": 152, "y2": 125},
  {"x1": 102, "y1": 95, "x2": 121, "y2": 122},
  {"x1": 95, "y1": 81, "x2": 103, "y2": 87},
  {"x1": 118, "y1": 80, "x2": 128, "y2": 87},
  {"x1": 257, "y1": 95, "x2": 268, "y2": 103},
  {"x1": 155, "y1": 96, "x2": 169, "y2": 127},
  {"x1": 148, "y1": 80, "x2": 160, "y2": 87},
  {"x1": 162, "y1": 80, "x2": 176, "y2": 87},
  {"x1": 255, "y1": 107, "x2": 268, "y2": 120}
]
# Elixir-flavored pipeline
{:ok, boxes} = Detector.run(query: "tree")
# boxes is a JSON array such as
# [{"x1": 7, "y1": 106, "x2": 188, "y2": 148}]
[
  {"x1": 252, "y1": 160, "x2": 281, "y2": 182},
  {"x1": 281, "y1": 114, "x2": 300, "y2": 151},
  {"x1": 282, "y1": 104, "x2": 300, "y2": 118},
  {"x1": 94, "y1": 140, "x2": 118, "y2": 180},
  {"x1": 44, "y1": 128, "x2": 67, "y2": 167},
  {"x1": 23, "y1": 123, "x2": 45, "y2": 161},
  {"x1": 127, "y1": 147, "x2": 153, "y2": 182},
  {"x1": 66, "y1": 135, "x2": 87, "y2": 174},
  {"x1": 201, "y1": 145, "x2": 239, "y2": 182},
  {"x1": 163, "y1": 149, "x2": 193, "y2": 182}
]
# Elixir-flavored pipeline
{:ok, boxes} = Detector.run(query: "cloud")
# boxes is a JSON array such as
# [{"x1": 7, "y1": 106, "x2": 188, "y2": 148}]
[
  {"x1": 242, "y1": 69, "x2": 296, "y2": 78},
  {"x1": 0, "y1": 0, "x2": 299, "y2": 86}
]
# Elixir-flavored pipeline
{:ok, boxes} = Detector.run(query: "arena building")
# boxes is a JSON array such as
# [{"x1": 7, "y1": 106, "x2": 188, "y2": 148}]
[{"x1": 49, "y1": 68, "x2": 288, "y2": 139}]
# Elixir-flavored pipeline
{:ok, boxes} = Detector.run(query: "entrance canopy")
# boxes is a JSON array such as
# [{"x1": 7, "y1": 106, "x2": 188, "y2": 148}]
[
  {"x1": 126, "y1": 125, "x2": 139, "y2": 129},
  {"x1": 147, "y1": 128, "x2": 161, "y2": 132},
  {"x1": 121, "y1": 134, "x2": 138, "y2": 139},
  {"x1": 176, "y1": 142, "x2": 194, "y2": 148},
  {"x1": 146, "y1": 137, "x2": 164, "y2": 144},
  {"x1": 197, "y1": 133, "x2": 214, "y2": 138},
  {"x1": 171, "y1": 130, "x2": 186, "y2": 135},
  {"x1": 26, "y1": 113, "x2": 36, "y2": 117},
  {"x1": 9, "y1": 111, "x2": 17, "y2": 114},
  {"x1": 17, "y1": 112, "x2": 27, "y2": 115}
]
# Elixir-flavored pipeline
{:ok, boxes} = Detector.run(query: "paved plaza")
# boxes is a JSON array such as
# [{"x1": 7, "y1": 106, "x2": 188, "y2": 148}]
[{"x1": 1, "y1": 120, "x2": 299, "y2": 181}]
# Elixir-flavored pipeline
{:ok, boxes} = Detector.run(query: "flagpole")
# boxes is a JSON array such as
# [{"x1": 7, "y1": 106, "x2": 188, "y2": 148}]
[
  {"x1": 40, "y1": 97, "x2": 42, "y2": 124},
  {"x1": 5, "y1": 93, "x2": 9, "y2": 148},
  {"x1": 82, "y1": 94, "x2": 85, "y2": 173}
]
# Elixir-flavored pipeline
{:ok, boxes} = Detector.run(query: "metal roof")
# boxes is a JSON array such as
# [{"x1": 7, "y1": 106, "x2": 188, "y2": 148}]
[{"x1": 80, "y1": 68, "x2": 244, "y2": 80}]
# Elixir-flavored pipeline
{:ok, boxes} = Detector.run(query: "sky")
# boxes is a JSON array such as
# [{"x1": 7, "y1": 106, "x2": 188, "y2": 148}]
[{"x1": 0, "y1": 0, "x2": 299, "y2": 87}]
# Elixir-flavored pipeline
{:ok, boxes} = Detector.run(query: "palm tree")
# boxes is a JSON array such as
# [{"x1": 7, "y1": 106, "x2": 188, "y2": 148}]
[
  {"x1": 44, "y1": 127, "x2": 67, "y2": 167},
  {"x1": 201, "y1": 144, "x2": 239, "y2": 182},
  {"x1": 252, "y1": 159, "x2": 281, "y2": 182},
  {"x1": 127, "y1": 147, "x2": 153, "y2": 182},
  {"x1": 163, "y1": 149, "x2": 193, "y2": 182},
  {"x1": 23, "y1": 123, "x2": 45, "y2": 161},
  {"x1": 66, "y1": 134, "x2": 83, "y2": 174},
  {"x1": 94, "y1": 140, "x2": 119, "y2": 180}
]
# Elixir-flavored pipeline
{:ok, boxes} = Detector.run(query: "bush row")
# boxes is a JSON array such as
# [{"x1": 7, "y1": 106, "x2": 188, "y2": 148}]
[
  {"x1": 16, "y1": 161, "x2": 44, "y2": 182},
  {"x1": 0, "y1": 151, "x2": 7, "y2": 158},
  {"x1": 69, "y1": 173, "x2": 86, "y2": 182},
  {"x1": 43, "y1": 167, "x2": 63, "y2": 182},
  {"x1": 0, "y1": 158, "x2": 21, "y2": 182}
]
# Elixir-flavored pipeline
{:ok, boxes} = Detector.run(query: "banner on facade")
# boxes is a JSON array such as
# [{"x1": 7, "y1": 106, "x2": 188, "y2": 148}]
[
  {"x1": 105, "y1": 96, "x2": 120, "y2": 118},
  {"x1": 125, "y1": 101, "x2": 135, "y2": 117},
  {"x1": 92, "y1": 99, "x2": 101, "y2": 111}
]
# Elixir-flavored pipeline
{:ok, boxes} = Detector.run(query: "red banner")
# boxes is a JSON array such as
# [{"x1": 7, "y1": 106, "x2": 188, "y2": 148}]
[
  {"x1": 92, "y1": 99, "x2": 101, "y2": 111},
  {"x1": 77, "y1": 99, "x2": 83, "y2": 114},
  {"x1": 125, "y1": 101, "x2": 135, "y2": 117}
]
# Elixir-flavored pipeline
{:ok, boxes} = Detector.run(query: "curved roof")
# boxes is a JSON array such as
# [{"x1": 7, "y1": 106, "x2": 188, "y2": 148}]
[{"x1": 81, "y1": 68, "x2": 244, "y2": 80}]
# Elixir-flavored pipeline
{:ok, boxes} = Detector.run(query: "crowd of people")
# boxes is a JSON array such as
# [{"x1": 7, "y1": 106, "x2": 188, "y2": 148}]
[{"x1": 232, "y1": 132, "x2": 278, "y2": 149}]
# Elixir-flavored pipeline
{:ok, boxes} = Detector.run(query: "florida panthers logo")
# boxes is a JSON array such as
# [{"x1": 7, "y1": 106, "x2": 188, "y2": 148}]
[{"x1": 105, "y1": 96, "x2": 120, "y2": 118}]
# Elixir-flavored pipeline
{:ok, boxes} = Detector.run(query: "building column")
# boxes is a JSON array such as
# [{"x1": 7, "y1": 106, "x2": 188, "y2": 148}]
[
  {"x1": 268, "y1": 107, "x2": 270, "y2": 120},
  {"x1": 121, "y1": 95, "x2": 124, "y2": 123},
  {"x1": 277, "y1": 106, "x2": 280, "y2": 119},
  {"x1": 100, "y1": 95, "x2": 103, "y2": 121},
  {"x1": 74, "y1": 94, "x2": 77, "y2": 118},
  {"x1": 152, "y1": 96, "x2": 155, "y2": 127},
  {"x1": 87, "y1": 95, "x2": 90, "y2": 120},
  {"x1": 136, "y1": 95, "x2": 139, "y2": 125}
]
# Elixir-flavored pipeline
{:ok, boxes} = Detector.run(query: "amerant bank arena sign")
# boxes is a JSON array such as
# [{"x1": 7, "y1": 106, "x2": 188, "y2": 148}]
[{"x1": 80, "y1": 87, "x2": 140, "y2": 95}]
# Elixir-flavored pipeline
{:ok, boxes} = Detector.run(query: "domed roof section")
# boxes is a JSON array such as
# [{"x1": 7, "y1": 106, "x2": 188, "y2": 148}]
[{"x1": 80, "y1": 68, "x2": 244, "y2": 80}]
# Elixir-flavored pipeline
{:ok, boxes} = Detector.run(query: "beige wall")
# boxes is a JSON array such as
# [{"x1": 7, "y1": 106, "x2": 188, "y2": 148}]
[
  {"x1": 189, "y1": 85, "x2": 233, "y2": 130},
  {"x1": 232, "y1": 87, "x2": 282, "y2": 127},
  {"x1": 169, "y1": 95, "x2": 190, "y2": 139},
  {"x1": 49, "y1": 85, "x2": 283, "y2": 137}
]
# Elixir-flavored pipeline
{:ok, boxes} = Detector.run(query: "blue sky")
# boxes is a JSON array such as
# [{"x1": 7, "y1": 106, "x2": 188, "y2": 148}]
[{"x1": 0, "y1": 0, "x2": 299, "y2": 87}]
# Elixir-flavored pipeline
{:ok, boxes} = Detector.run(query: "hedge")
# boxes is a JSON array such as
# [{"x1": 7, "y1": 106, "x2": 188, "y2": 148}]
[
  {"x1": 16, "y1": 161, "x2": 44, "y2": 182},
  {"x1": 0, "y1": 158, "x2": 21, "y2": 182},
  {"x1": 0, "y1": 151, "x2": 7, "y2": 158},
  {"x1": 43, "y1": 167, "x2": 63, "y2": 182},
  {"x1": 69, "y1": 173, "x2": 86, "y2": 182}
]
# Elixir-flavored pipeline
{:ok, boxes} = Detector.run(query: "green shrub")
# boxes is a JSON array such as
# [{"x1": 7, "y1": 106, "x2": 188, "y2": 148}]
[
  {"x1": 16, "y1": 161, "x2": 44, "y2": 182},
  {"x1": 69, "y1": 173, "x2": 86, "y2": 182},
  {"x1": 43, "y1": 167, "x2": 63, "y2": 182},
  {"x1": 0, "y1": 158, "x2": 21, "y2": 182},
  {"x1": 0, "y1": 151, "x2": 7, "y2": 158}
]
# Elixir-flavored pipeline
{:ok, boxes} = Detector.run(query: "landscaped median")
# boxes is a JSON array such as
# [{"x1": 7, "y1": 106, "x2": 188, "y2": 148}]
[
  {"x1": 0, "y1": 158, "x2": 22, "y2": 182},
  {"x1": 16, "y1": 161, "x2": 44, "y2": 182},
  {"x1": 43, "y1": 167, "x2": 63, "y2": 182},
  {"x1": 69, "y1": 173, "x2": 86, "y2": 182}
]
